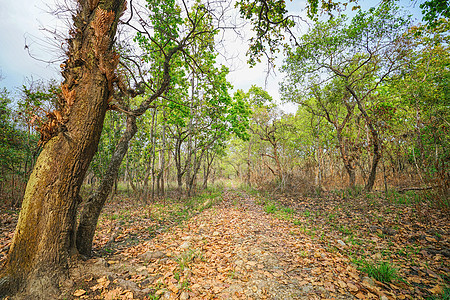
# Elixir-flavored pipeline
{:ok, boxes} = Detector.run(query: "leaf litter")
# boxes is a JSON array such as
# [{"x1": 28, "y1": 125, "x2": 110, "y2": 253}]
[{"x1": 0, "y1": 188, "x2": 448, "y2": 299}]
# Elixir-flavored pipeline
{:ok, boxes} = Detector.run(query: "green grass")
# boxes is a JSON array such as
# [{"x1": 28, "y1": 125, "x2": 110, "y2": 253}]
[
  {"x1": 281, "y1": 206, "x2": 294, "y2": 214},
  {"x1": 338, "y1": 225, "x2": 352, "y2": 235},
  {"x1": 427, "y1": 287, "x2": 450, "y2": 300},
  {"x1": 293, "y1": 219, "x2": 302, "y2": 225},
  {"x1": 264, "y1": 203, "x2": 277, "y2": 214},
  {"x1": 176, "y1": 249, "x2": 198, "y2": 271},
  {"x1": 359, "y1": 261, "x2": 398, "y2": 283},
  {"x1": 240, "y1": 183, "x2": 259, "y2": 196},
  {"x1": 342, "y1": 185, "x2": 363, "y2": 199}
]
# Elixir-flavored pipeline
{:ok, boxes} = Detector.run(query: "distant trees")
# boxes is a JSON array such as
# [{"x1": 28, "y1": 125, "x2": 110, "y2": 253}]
[
  {"x1": 281, "y1": 2, "x2": 413, "y2": 191},
  {"x1": 224, "y1": 3, "x2": 448, "y2": 198},
  {"x1": 392, "y1": 23, "x2": 450, "y2": 199},
  {"x1": 0, "y1": 89, "x2": 31, "y2": 206}
]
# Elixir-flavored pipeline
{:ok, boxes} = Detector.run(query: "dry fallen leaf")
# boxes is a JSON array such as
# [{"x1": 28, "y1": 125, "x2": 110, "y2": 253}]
[
  {"x1": 430, "y1": 284, "x2": 443, "y2": 295},
  {"x1": 73, "y1": 289, "x2": 86, "y2": 297},
  {"x1": 347, "y1": 282, "x2": 359, "y2": 292}
]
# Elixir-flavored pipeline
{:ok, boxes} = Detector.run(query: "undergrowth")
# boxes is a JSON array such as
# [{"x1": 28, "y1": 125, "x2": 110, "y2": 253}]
[
  {"x1": 427, "y1": 287, "x2": 450, "y2": 300},
  {"x1": 358, "y1": 260, "x2": 399, "y2": 283}
]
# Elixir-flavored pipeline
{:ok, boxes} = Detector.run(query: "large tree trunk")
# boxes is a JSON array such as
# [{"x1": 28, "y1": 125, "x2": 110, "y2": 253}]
[
  {"x1": 365, "y1": 134, "x2": 381, "y2": 192},
  {"x1": 346, "y1": 87, "x2": 381, "y2": 192},
  {"x1": 76, "y1": 115, "x2": 137, "y2": 256},
  {"x1": 76, "y1": 36, "x2": 184, "y2": 255},
  {"x1": 0, "y1": 1, "x2": 125, "y2": 297},
  {"x1": 337, "y1": 132, "x2": 356, "y2": 187}
]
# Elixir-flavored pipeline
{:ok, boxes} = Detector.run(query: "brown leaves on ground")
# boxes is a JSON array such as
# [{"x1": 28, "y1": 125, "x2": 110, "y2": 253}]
[
  {"x1": 271, "y1": 190, "x2": 449, "y2": 299},
  {"x1": 0, "y1": 188, "x2": 448, "y2": 299}
]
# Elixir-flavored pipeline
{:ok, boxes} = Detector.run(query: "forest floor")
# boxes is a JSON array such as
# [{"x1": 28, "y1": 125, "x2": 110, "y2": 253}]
[{"x1": 0, "y1": 187, "x2": 449, "y2": 299}]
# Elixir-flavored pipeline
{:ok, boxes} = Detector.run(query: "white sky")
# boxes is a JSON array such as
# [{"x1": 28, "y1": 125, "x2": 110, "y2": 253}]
[{"x1": 0, "y1": 0, "x2": 424, "y2": 113}]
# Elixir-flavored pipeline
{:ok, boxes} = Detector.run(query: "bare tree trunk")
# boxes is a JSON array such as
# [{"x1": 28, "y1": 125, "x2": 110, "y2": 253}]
[
  {"x1": 0, "y1": 1, "x2": 125, "y2": 297},
  {"x1": 175, "y1": 138, "x2": 184, "y2": 191},
  {"x1": 158, "y1": 112, "x2": 166, "y2": 196},
  {"x1": 337, "y1": 133, "x2": 356, "y2": 187},
  {"x1": 150, "y1": 108, "x2": 157, "y2": 200},
  {"x1": 366, "y1": 138, "x2": 381, "y2": 191},
  {"x1": 346, "y1": 87, "x2": 380, "y2": 192},
  {"x1": 202, "y1": 151, "x2": 215, "y2": 189},
  {"x1": 76, "y1": 115, "x2": 137, "y2": 256},
  {"x1": 185, "y1": 76, "x2": 195, "y2": 196},
  {"x1": 246, "y1": 140, "x2": 252, "y2": 186}
]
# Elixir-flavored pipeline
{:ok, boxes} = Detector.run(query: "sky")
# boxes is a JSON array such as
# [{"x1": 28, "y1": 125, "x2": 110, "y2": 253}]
[{"x1": 0, "y1": 0, "x2": 425, "y2": 112}]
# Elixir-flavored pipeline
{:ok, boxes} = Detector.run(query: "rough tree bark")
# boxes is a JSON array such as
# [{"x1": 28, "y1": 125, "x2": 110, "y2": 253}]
[
  {"x1": 75, "y1": 41, "x2": 184, "y2": 256},
  {"x1": 76, "y1": 114, "x2": 137, "y2": 256},
  {"x1": 346, "y1": 87, "x2": 381, "y2": 192},
  {"x1": 336, "y1": 132, "x2": 356, "y2": 187},
  {"x1": 0, "y1": 0, "x2": 125, "y2": 298}
]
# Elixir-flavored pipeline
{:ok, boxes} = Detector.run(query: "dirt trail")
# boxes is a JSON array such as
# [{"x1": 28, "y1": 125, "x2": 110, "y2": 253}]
[{"x1": 67, "y1": 190, "x2": 377, "y2": 299}]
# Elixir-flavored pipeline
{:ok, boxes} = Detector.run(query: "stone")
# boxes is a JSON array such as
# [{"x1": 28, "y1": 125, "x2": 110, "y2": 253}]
[
  {"x1": 382, "y1": 227, "x2": 396, "y2": 236},
  {"x1": 136, "y1": 266, "x2": 147, "y2": 272},
  {"x1": 247, "y1": 261, "x2": 257, "y2": 267},
  {"x1": 94, "y1": 258, "x2": 109, "y2": 267},
  {"x1": 179, "y1": 241, "x2": 191, "y2": 249},
  {"x1": 235, "y1": 259, "x2": 244, "y2": 266},
  {"x1": 159, "y1": 258, "x2": 169, "y2": 264},
  {"x1": 180, "y1": 291, "x2": 190, "y2": 300},
  {"x1": 337, "y1": 240, "x2": 346, "y2": 247},
  {"x1": 139, "y1": 250, "x2": 166, "y2": 261},
  {"x1": 116, "y1": 279, "x2": 139, "y2": 293},
  {"x1": 362, "y1": 276, "x2": 375, "y2": 286},
  {"x1": 141, "y1": 288, "x2": 151, "y2": 295},
  {"x1": 301, "y1": 284, "x2": 312, "y2": 293}
]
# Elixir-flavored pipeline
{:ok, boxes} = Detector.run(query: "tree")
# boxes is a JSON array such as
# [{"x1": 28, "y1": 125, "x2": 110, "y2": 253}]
[
  {"x1": 420, "y1": 0, "x2": 450, "y2": 28},
  {"x1": 282, "y1": 2, "x2": 413, "y2": 191},
  {"x1": 0, "y1": 89, "x2": 30, "y2": 206},
  {"x1": 299, "y1": 79, "x2": 361, "y2": 187},
  {"x1": 235, "y1": 0, "x2": 361, "y2": 66},
  {"x1": 0, "y1": 0, "x2": 126, "y2": 297},
  {"x1": 75, "y1": 0, "x2": 221, "y2": 256},
  {"x1": 393, "y1": 23, "x2": 450, "y2": 198}
]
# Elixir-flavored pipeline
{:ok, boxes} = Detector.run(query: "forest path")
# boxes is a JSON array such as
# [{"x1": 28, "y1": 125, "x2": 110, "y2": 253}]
[
  {"x1": 2, "y1": 187, "x2": 448, "y2": 299},
  {"x1": 69, "y1": 189, "x2": 373, "y2": 299}
]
